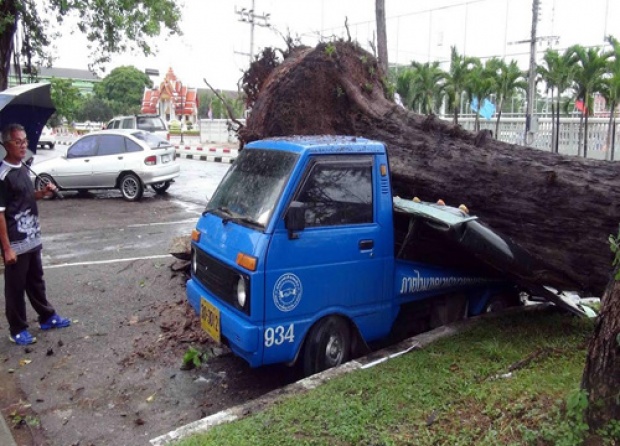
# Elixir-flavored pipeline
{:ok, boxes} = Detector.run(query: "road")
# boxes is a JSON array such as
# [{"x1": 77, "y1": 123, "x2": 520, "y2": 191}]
[
  {"x1": 0, "y1": 150, "x2": 297, "y2": 446},
  {"x1": 31, "y1": 148, "x2": 230, "y2": 265}
]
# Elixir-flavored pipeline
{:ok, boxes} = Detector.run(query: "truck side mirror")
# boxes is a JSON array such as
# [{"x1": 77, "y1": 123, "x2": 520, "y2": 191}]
[{"x1": 285, "y1": 201, "x2": 305, "y2": 239}]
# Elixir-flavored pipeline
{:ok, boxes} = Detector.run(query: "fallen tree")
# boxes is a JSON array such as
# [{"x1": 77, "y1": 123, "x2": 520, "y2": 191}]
[
  {"x1": 229, "y1": 39, "x2": 620, "y2": 434},
  {"x1": 237, "y1": 41, "x2": 620, "y2": 296}
]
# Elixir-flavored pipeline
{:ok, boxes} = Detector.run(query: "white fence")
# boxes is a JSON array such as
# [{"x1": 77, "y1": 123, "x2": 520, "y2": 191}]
[
  {"x1": 454, "y1": 116, "x2": 619, "y2": 161},
  {"x1": 198, "y1": 119, "x2": 243, "y2": 144},
  {"x1": 196, "y1": 117, "x2": 619, "y2": 161}
]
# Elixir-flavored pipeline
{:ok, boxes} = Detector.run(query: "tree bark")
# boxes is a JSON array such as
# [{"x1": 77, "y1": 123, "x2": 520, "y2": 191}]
[
  {"x1": 239, "y1": 41, "x2": 620, "y2": 296},
  {"x1": 0, "y1": 0, "x2": 18, "y2": 91},
  {"x1": 582, "y1": 270, "x2": 620, "y2": 430}
]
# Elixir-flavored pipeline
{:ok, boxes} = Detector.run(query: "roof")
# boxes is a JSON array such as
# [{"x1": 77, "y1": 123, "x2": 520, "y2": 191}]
[
  {"x1": 245, "y1": 135, "x2": 385, "y2": 154},
  {"x1": 393, "y1": 197, "x2": 477, "y2": 226},
  {"x1": 28, "y1": 66, "x2": 100, "y2": 81}
]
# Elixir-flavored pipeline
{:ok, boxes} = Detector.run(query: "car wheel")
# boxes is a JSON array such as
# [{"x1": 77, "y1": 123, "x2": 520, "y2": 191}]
[
  {"x1": 34, "y1": 174, "x2": 56, "y2": 191},
  {"x1": 119, "y1": 173, "x2": 144, "y2": 202},
  {"x1": 151, "y1": 181, "x2": 171, "y2": 194},
  {"x1": 303, "y1": 316, "x2": 351, "y2": 377}
]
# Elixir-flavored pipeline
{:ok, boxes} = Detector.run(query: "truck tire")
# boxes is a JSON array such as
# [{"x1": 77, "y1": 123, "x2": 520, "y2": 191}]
[
  {"x1": 485, "y1": 291, "x2": 522, "y2": 313},
  {"x1": 302, "y1": 316, "x2": 351, "y2": 377}
]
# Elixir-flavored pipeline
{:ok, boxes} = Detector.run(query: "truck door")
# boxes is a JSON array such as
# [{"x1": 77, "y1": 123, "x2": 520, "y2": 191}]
[{"x1": 264, "y1": 155, "x2": 390, "y2": 364}]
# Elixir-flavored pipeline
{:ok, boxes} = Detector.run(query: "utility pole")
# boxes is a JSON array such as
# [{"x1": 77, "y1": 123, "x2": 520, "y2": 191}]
[
  {"x1": 235, "y1": 1, "x2": 271, "y2": 65},
  {"x1": 525, "y1": 0, "x2": 540, "y2": 145}
]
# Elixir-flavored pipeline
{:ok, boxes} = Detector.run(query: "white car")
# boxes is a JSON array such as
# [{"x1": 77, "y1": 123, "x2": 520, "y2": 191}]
[
  {"x1": 32, "y1": 129, "x2": 180, "y2": 201},
  {"x1": 37, "y1": 126, "x2": 55, "y2": 150}
]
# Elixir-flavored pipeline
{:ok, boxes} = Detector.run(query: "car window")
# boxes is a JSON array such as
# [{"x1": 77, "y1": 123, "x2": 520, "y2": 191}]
[
  {"x1": 125, "y1": 138, "x2": 143, "y2": 153},
  {"x1": 295, "y1": 156, "x2": 374, "y2": 227},
  {"x1": 97, "y1": 135, "x2": 127, "y2": 156},
  {"x1": 121, "y1": 118, "x2": 134, "y2": 129},
  {"x1": 137, "y1": 116, "x2": 167, "y2": 132},
  {"x1": 107, "y1": 120, "x2": 119, "y2": 129},
  {"x1": 67, "y1": 136, "x2": 98, "y2": 158},
  {"x1": 132, "y1": 131, "x2": 171, "y2": 149}
]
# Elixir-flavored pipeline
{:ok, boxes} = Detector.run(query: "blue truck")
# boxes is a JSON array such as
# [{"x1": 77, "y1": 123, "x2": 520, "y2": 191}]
[{"x1": 186, "y1": 136, "x2": 584, "y2": 376}]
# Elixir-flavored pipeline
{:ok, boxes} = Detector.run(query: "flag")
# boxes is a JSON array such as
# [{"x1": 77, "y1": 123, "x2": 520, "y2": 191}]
[
  {"x1": 470, "y1": 97, "x2": 496, "y2": 120},
  {"x1": 575, "y1": 100, "x2": 588, "y2": 114}
]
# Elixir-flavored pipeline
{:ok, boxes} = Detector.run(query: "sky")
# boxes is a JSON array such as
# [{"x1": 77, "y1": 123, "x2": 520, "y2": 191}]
[{"x1": 49, "y1": 0, "x2": 620, "y2": 92}]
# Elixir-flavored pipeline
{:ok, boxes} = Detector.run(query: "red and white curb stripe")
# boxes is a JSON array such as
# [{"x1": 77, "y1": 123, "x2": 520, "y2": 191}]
[{"x1": 174, "y1": 145, "x2": 238, "y2": 164}]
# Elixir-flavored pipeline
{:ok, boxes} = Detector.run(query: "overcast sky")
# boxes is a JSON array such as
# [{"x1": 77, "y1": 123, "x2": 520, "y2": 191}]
[{"x1": 50, "y1": 0, "x2": 619, "y2": 91}]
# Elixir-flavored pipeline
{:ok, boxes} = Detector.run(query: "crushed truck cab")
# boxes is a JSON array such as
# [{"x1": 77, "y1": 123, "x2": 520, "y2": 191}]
[{"x1": 186, "y1": 136, "x2": 585, "y2": 376}]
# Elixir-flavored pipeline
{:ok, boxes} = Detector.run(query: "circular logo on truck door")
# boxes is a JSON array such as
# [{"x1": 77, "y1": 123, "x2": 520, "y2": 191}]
[{"x1": 273, "y1": 273, "x2": 303, "y2": 312}]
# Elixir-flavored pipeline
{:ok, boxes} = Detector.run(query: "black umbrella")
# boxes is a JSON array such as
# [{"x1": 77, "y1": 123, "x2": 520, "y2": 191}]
[{"x1": 0, "y1": 82, "x2": 56, "y2": 155}]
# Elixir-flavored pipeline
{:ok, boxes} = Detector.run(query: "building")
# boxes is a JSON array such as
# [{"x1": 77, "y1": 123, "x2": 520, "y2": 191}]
[
  {"x1": 141, "y1": 68, "x2": 199, "y2": 127},
  {"x1": 8, "y1": 66, "x2": 100, "y2": 95}
]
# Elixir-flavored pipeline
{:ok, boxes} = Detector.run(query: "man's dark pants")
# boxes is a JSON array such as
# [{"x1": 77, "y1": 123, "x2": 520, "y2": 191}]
[{"x1": 4, "y1": 248, "x2": 55, "y2": 336}]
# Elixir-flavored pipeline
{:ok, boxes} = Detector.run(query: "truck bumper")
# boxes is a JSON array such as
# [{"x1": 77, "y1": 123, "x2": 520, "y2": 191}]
[{"x1": 186, "y1": 278, "x2": 262, "y2": 367}]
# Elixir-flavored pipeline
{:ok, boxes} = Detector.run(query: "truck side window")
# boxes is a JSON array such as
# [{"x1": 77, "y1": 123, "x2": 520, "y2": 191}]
[{"x1": 296, "y1": 160, "x2": 373, "y2": 227}]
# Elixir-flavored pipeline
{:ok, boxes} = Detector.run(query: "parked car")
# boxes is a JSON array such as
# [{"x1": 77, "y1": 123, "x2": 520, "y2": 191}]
[
  {"x1": 37, "y1": 126, "x2": 55, "y2": 150},
  {"x1": 32, "y1": 129, "x2": 180, "y2": 201},
  {"x1": 106, "y1": 114, "x2": 169, "y2": 140}
]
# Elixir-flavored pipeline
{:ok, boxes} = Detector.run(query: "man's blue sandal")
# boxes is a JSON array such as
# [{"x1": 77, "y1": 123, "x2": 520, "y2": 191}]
[
  {"x1": 9, "y1": 330, "x2": 37, "y2": 345},
  {"x1": 40, "y1": 314, "x2": 71, "y2": 330}
]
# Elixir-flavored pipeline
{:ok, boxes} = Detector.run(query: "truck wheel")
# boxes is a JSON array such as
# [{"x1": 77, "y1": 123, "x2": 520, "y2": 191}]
[
  {"x1": 303, "y1": 316, "x2": 351, "y2": 377},
  {"x1": 120, "y1": 173, "x2": 144, "y2": 201},
  {"x1": 486, "y1": 291, "x2": 522, "y2": 313}
]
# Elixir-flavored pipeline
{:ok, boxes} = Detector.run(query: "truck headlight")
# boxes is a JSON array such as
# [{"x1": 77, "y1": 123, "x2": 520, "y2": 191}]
[
  {"x1": 237, "y1": 276, "x2": 247, "y2": 308},
  {"x1": 191, "y1": 248, "x2": 197, "y2": 275}
]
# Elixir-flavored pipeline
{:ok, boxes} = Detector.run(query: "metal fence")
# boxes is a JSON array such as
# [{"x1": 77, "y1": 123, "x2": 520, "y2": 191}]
[{"x1": 197, "y1": 117, "x2": 619, "y2": 161}]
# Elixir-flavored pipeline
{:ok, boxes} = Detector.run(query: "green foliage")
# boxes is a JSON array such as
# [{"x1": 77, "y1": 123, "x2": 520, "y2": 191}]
[
  {"x1": 324, "y1": 42, "x2": 336, "y2": 58},
  {"x1": 75, "y1": 96, "x2": 114, "y2": 122},
  {"x1": 182, "y1": 347, "x2": 204, "y2": 370},
  {"x1": 49, "y1": 77, "x2": 82, "y2": 125},
  {"x1": 175, "y1": 311, "x2": 595, "y2": 446},
  {"x1": 197, "y1": 91, "x2": 245, "y2": 120},
  {"x1": 94, "y1": 66, "x2": 152, "y2": 115},
  {"x1": 0, "y1": 0, "x2": 181, "y2": 90},
  {"x1": 609, "y1": 225, "x2": 620, "y2": 280}
]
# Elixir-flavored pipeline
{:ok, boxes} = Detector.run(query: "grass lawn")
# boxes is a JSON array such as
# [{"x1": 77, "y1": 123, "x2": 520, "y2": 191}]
[{"x1": 175, "y1": 309, "x2": 619, "y2": 446}]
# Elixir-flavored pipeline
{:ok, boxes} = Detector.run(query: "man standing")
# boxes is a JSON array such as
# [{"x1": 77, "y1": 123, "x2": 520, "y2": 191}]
[{"x1": 0, "y1": 123, "x2": 70, "y2": 345}]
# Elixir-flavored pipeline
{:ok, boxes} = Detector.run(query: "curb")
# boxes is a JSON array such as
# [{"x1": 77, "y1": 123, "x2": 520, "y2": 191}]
[
  {"x1": 174, "y1": 145, "x2": 237, "y2": 164},
  {"x1": 0, "y1": 414, "x2": 17, "y2": 446},
  {"x1": 149, "y1": 305, "x2": 550, "y2": 446},
  {"x1": 149, "y1": 318, "x2": 481, "y2": 446}
]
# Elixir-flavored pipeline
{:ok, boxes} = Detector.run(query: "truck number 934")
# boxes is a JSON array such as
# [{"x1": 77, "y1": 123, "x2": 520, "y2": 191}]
[{"x1": 264, "y1": 324, "x2": 295, "y2": 347}]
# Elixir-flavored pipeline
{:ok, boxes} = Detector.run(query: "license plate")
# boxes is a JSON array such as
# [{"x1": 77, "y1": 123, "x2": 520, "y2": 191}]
[
  {"x1": 161, "y1": 154, "x2": 171, "y2": 163},
  {"x1": 200, "y1": 298, "x2": 221, "y2": 344}
]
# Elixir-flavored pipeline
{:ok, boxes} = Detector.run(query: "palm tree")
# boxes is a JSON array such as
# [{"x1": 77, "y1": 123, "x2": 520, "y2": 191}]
[
  {"x1": 408, "y1": 61, "x2": 446, "y2": 115},
  {"x1": 443, "y1": 46, "x2": 480, "y2": 125},
  {"x1": 569, "y1": 45, "x2": 610, "y2": 157},
  {"x1": 488, "y1": 58, "x2": 527, "y2": 140},
  {"x1": 395, "y1": 69, "x2": 416, "y2": 110},
  {"x1": 464, "y1": 61, "x2": 496, "y2": 132},
  {"x1": 601, "y1": 35, "x2": 620, "y2": 160},
  {"x1": 537, "y1": 48, "x2": 577, "y2": 153}
]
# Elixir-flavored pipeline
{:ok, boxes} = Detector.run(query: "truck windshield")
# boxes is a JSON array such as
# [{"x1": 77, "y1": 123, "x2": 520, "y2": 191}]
[{"x1": 205, "y1": 149, "x2": 299, "y2": 229}]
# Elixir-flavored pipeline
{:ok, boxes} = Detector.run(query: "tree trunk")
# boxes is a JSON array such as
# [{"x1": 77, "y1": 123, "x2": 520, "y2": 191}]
[
  {"x1": 239, "y1": 41, "x2": 620, "y2": 296},
  {"x1": 0, "y1": 0, "x2": 18, "y2": 91},
  {"x1": 375, "y1": 0, "x2": 388, "y2": 75},
  {"x1": 582, "y1": 269, "x2": 620, "y2": 430}
]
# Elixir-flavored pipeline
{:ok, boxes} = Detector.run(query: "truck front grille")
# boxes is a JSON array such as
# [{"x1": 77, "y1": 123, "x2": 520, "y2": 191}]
[{"x1": 193, "y1": 247, "x2": 250, "y2": 314}]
